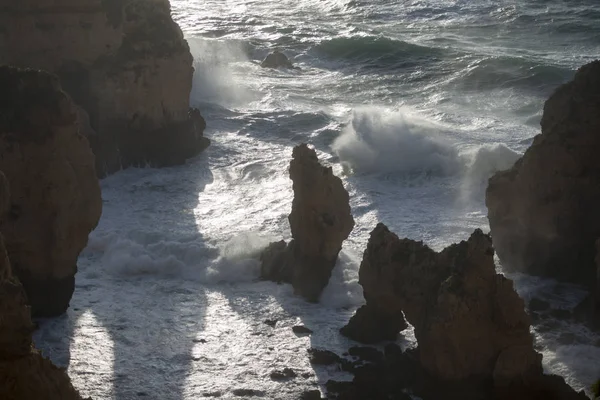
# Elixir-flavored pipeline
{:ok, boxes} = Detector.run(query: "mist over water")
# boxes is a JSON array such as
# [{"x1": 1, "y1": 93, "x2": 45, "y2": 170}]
[{"x1": 35, "y1": 0, "x2": 600, "y2": 398}]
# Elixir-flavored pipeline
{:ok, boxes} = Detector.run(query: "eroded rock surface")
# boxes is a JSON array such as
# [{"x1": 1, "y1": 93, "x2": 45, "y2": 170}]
[
  {"x1": 486, "y1": 60, "x2": 600, "y2": 285},
  {"x1": 0, "y1": 0, "x2": 209, "y2": 176},
  {"x1": 0, "y1": 66, "x2": 102, "y2": 316},
  {"x1": 0, "y1": 170, "x2": 83, "y2": 400},
  {"x1": 261, "y1": 144, "x2": 354, "y2": 301},
  {"x1": 340, "y1": 224, "x2": 585, "y2": 399}
]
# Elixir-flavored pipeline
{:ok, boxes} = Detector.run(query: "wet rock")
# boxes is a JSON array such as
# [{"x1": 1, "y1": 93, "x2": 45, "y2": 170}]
[
  {"x1": 292, "y1": 325, "x2": 313, "y2": 335},
  {"x1": 264, "y1": 319, "x2": 278, "y2": 327},
  {"x1": 0, "y1": 0, "x2": 210, "y2": 176},
  {"x1": 261, "y1": 144, "x2": 354, "y2": 301},
  {"x1": 269, "y1": 368, "x2": 297, "y2": 380},
  {"x1": 300, "y1": 389, "x2": 323, "y2": 400},
  {"x1": 0, "y1": 66, "x2": 102, "y2": 317},
  {"x1": 232, "y1": 388, "x2": 264, "y2": 397},
  {"x1": 486, "y1": 60, "x2": 600, "y2": 286},
  {"x1": 260, "y1": 50, "x2": 295, "y2": 69},
  {"x1": 340, "y1": 304, "x2": 407, "y2": 343},
  {"x1": 348, "y1": 347, "x2": 384, "y2": 364},
  {"x1": 528, "y1": 297, "x2": 551, "y2": 312},
  {"x1": 308, "y1": 348, "x2": 341, "y2": 365},
  {"x1": 202, "y1": 391, "x2": 222, "y2": 397}
]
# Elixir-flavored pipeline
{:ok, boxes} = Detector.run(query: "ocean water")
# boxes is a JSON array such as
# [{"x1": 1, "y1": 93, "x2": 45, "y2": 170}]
[{"x1": 35, "y1": 1, "x2": 600, "y2": 399}]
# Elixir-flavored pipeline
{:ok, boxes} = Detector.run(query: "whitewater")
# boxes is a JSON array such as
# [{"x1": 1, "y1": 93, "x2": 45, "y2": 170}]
[{"x1": 35, "y1": 0, "x2": 600, "y2": 399}]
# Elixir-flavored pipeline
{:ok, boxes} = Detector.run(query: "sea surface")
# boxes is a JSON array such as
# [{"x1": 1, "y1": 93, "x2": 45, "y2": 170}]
[{"x1": 36, "y1": 1, "x2": 600, "y2": 399}]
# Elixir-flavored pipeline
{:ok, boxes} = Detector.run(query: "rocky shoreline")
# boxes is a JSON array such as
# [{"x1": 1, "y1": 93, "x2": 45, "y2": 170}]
[{"x1": 0, "y1": 1, "x2": 598, "y2": 399}]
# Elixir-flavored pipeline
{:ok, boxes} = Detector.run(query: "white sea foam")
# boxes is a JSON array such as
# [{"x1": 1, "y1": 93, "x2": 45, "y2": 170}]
[{"x1": 333, "y1": 107, "x2": 463, "y2": 176}]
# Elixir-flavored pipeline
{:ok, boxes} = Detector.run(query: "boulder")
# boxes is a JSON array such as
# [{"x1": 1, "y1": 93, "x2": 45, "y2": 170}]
[
  {"x1": 260, "y1": 50, "x2": 295, "y2": 69},
  {"x1": 486, "y1": 60, "x2": 600, "y2": 285},
  {"x1": 0, "y1": 171, "x2": 84, "y2": 400},
  {"x1": 260, "y1": 144, "x2": 354, "y2": 301},
  {"x1": 0, "y1": 66, "x2": 102, "y2": 317},
  {"x1": 340, "y1": 224, "x2": 584, "y2": 399},
  {"x1": 0, "y1": 0, "x2": 209, "y2": 176}
]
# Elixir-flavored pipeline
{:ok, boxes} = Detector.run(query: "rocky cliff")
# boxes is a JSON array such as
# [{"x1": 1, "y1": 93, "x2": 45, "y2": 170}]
[
  {"x1": 0, "y1": 170, "x2": 84, "y2": 400},
  {"x1": 0, "y1": 66, "x2": 102, "y2": 317},
  {"x1": 339, "y1": 224, "x2": 585, "y2": 399},
  {"x1": 0, "y1": 0, "x2": 209, "y2": 176},
  {"x1": 261, "y1": 144, "x2": 354, "y2": 301},
  {"x1": 486, "y1": 60, "x2": 600, "y2": 286}
]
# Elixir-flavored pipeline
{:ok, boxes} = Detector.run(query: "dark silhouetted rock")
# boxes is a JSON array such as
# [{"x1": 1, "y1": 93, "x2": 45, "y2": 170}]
[
  {"x1": 301, "y1": 389, "x2": 323, "y2": 400},
  {"x1": 0, "y1": 66, "x2": 102, "y2": 317},
  {"x1": 0, "y1": 170, "x2": 84, "y2": 399},
  {"x1": 269, "y1": 368, "x2": 297, "y2": 380},
  {"x1": 486, "y1": 60, "x2": 600, "y2": 287},
  {"x1": 261, "y1": 144, "x2": 354, "y2": 301},
  {"x1": 261, "y1": 50, "x2": 295, "y2": 69},
  {"x1": 292, "y1": 325, "x2": 313, "y2": 335},
  {"x1": 264, "y1": 319, "x2": 278, "y2": 327},
  {"x1": 308, "y1": 348, "x2": 341, "y2": 366}
]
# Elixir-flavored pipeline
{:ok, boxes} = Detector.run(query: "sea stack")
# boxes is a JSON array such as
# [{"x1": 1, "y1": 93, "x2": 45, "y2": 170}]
[
  {"x1": 0, "y1": 66, "x2": 102, "y2": 317},
  {"x1": 0, "y1": 0, "x2": 210, "y2": 176},
  {"x1": 340, "y1": 224, "x2": 586, "y2": 399},
  {"x1": 261, "y1": 144, "x2": 354, "y2": 301},
  {"x1": 486, "y1": 60, "x2": 600, "y2": 288}
]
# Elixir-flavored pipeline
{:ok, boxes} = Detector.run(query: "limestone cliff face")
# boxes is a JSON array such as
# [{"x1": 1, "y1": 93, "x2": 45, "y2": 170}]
[
  {"x1": 0, "y1": 0, "x2": 209, "y2": 176},
  {"x1": 340, "y1": 224, "x2": 585, "y2": 399},
  {"x1": 486, "y1": 60, "x2": 600, "y2": 285},
  {"x1": 261, "y1": 144, "x2": 354, "y2": 301},
  {"x1": 0, "y1": 171, "x2": 83, "y2": 400},
  {"x1": 0, "y1": 66, "x2": 102, "y2": 317}
]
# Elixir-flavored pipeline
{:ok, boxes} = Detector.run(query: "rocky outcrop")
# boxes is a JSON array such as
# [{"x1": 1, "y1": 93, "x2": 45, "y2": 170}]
[
  {"x1": 0, "y1": 0, "x2": 209, "y2": 176},
  {"x1": 0, "y1": 66, "x2": 102, "y2": 317},
  {"x1": 486, "y1": 60, "x2": 600, "y2": 286},
  {"x1": 0, "y1": 171, "x2": 84, "y2": 400},
  {"x1": 340, "y1": 224, "x2": 585, "y2": 399},
  {"x1": 261, "y1": 50, "x2": 296, "y2": 69},
  {"x1": 261, "y1": 144, "x2": 354, "y2": 301}
]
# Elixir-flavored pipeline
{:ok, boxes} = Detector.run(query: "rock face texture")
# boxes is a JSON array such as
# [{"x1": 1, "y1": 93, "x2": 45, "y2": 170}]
[
  {"x1": 261, "y1": 144, "x2": 354, "y2": 301},
  {"x1": 0, "y1": 66, "x2": 102, "y2": 317},
  {"x1": 0, "y1": 171, "x2": 83, "y2": 400},
  {"x1": 0, "y1": 0, "x2": 209, "y2": 176},
  {"x1": 486, "y1": 60, "x2": 600, "y2": 285},
  {"x1": 340, "y1": 224, "x2": 584, "y2": 399}
]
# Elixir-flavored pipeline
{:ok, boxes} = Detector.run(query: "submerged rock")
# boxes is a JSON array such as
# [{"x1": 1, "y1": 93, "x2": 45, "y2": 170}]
[
  {"x1": 260, "y1": 50, "x2": 295, "y2": 69},
  {"x1": 292, "y1": 325, "x2": 313, "y2": 335},
  {"x1": 0, "y1": 66, "x2": 102, "y2": 316},
  {"x1": 486, "y1": 60, "x2": 600, "y2": 287},
  {"x1": 260, "y1": 144, "x2": 354, "y2": 301},
  {"x1": 339, "y1": 223, "x2": 585, "y2": 399},
  {"x1": 0, "y1": 0, "x2": 209, "y2": 176},
  {"x1": 0, "y1": 171, "x2": 83, "y2": 400}
]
